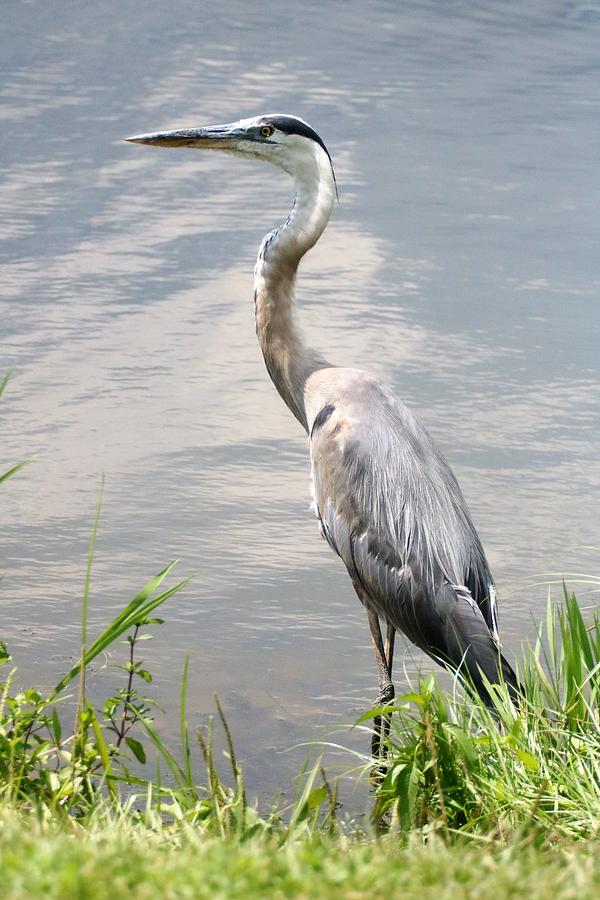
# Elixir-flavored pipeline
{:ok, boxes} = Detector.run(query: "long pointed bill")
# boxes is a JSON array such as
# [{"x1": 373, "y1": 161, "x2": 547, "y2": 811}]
[{"x1": 125, "y1": 124, "x2": 244, "y2": 149}]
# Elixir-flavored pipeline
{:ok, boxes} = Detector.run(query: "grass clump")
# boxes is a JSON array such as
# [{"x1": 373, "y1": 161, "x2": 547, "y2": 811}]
[
  {"x1": 0, "y1": 556, "x2": 189, "y2": 814},
  {"x1": 367, "y1": 590, "x2": 600, "y2": 841}
]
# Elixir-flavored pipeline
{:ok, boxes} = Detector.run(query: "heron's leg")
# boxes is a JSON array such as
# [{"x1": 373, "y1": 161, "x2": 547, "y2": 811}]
[
  {"x1": 366, "y1": 607, "x2": 395, "y2": 759},
  {"x1": 384, "y1": 622, "x2": 396, "y2": 680},
  {"x1": 367, "y1": 607, "x2": 394, "y2": 700},
  {"x1": 380, "y1": 622, "x2": 396, "y2": 745}
]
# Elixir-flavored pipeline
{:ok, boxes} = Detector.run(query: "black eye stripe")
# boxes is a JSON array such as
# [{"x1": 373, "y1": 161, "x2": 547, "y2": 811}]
[{"x1": 263, "y1": 116, "x2": 328, "y2": 156}]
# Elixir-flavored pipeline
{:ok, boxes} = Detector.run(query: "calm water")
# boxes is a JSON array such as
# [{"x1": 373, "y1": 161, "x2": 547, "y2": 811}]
[{"x1": 2, "y1": 1, "x2": 600, "y2": 802}]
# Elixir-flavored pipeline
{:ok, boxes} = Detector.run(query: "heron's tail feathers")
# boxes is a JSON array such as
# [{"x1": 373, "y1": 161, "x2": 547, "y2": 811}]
[{"x1": 432, "y1": 581, "x2": 521, "y2": 708}]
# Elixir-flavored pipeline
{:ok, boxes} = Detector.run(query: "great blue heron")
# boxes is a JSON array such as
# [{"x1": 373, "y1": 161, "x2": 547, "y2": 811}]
[{"x1": 127, "y1": 115, "x2": 519, "y2": 749}]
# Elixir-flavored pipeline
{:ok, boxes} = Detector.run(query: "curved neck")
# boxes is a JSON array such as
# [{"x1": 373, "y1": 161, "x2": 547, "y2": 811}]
[{"x1": 254, "y1": 146, "x2": 336, "y2": 432}]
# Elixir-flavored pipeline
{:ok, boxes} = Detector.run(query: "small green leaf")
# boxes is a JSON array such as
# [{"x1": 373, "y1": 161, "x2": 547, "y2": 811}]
[
  {"x1": 136, "y1": 669, "x2": 152, "y2": 683},
  {"x1": 514, "y1": 748, "x2": 540, "y2": 771},
  {"x1": 355, "y1": 705, "x2": 403, "y2": 724},
  {"x1": 305, "y1": 784, "x2": 328, "y2": 811},
  {"x1": 0, "y1": 641, "x2": 12, "y2": 666},
  {"x1": 397, "y1": 758, "x2": 420, "y2": 831},
  {"x1": 51, "y1": 708, "x2": 62, "y2": 744},
  {"x1": 396, "y1": 692, "x2": 425, "y2": 706},
  {"x1": 126, "y1": 737, "x2": 147, "y2": 764}
]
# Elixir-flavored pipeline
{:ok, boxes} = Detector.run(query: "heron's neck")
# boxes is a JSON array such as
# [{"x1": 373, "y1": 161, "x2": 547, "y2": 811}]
[{"x1": 254, "y1": 149, "x2": 335, "y2": 432}]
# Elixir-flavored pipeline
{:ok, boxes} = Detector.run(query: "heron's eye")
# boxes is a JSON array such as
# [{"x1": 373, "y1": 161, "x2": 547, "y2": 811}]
[{"x1": 260, "y1": 125, "x2": 274, "y2": 138}]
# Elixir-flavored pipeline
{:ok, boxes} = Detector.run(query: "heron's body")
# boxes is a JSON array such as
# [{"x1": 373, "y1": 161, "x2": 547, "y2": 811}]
[{"x1": 128, "y1": 114, "x2": 518, "y2": 725}]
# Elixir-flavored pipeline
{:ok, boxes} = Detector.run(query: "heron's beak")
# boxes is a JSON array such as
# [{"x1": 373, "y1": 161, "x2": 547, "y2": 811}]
[{"x1": 125, "y1": 124, "x2": 245, "y2": 149}]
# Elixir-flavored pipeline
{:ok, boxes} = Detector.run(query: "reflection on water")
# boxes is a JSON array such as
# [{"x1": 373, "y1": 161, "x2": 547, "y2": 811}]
[{"x1": 1, "y1": 1, "x2": 599, "y2": 801}]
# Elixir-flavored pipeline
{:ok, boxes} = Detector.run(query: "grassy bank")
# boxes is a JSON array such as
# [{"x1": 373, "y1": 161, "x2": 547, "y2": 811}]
[{"x1": 0, "y1": 809, "x2": 599, "y2": 900}]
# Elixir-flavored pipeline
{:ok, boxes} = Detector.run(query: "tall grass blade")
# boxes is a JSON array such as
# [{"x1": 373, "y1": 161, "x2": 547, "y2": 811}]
[
  {"x1": 0, "y1": 460, "x2": 31, "y2": 485},
  {"x1": 0, "y1": 371, "x2": 30, "y2": 484},
  {"x1": 0, "y1": 369, "x2": 13, "y2": 399},
  {"x1": 180, "y1": 656, "x2": 193, "y2": 789},
  {"x1": 138, "y1": 716, "x2": 190, "y2": 792},
  {"x1": 50, "y1": 565, "x2": 189, "y2": 699},
  {"x1": 75, "y1": 480, "x2": 104, "y2": 736}
]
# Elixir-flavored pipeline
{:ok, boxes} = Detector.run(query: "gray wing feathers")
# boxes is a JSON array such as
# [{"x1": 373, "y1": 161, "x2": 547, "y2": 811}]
[
  {"x1": 437, "y1": 582, "x2": 518, "y2": 701},
  {"x1": 309, "y1": 373, "x2": 517, "y2": 702}
]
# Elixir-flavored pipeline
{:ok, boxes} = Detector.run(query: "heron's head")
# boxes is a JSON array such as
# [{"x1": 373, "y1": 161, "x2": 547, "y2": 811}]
[{"x1": 126, "y1": 114, "x2": 336, "y2": 187}]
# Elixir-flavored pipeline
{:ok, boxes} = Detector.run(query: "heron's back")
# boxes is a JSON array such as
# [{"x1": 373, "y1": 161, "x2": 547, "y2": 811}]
[{"x1": 306, "y1": 367, "x2": 502, "y2": 659}]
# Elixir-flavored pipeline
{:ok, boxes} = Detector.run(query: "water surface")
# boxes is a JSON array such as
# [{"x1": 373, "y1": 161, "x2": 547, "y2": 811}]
[{"x1": 1, "y1": 0, "x2": 599, "y2": 802}]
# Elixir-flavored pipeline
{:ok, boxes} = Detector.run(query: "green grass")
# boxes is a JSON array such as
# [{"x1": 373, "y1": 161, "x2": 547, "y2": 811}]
[{"x1": 0, "y1": 808, "x2": 598, "y2": 900}]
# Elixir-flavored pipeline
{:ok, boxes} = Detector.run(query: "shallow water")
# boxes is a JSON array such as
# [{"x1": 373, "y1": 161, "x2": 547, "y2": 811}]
[{"x1": 1, "y1": 0, "x2": 599, "y2": 803}]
